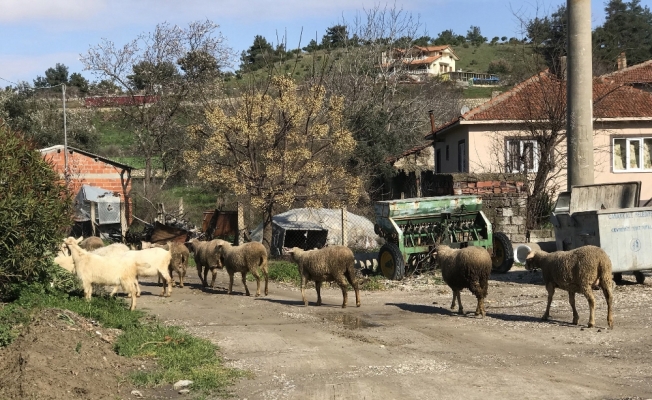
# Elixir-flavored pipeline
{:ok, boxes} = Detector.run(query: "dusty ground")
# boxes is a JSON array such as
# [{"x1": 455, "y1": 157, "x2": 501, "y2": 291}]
[
  {"x1": 134, "y1": 266, "x2": 652, "y2": 400},
  {"x1": 0, "y1": 309, "x2": 144, "y2": 399}
]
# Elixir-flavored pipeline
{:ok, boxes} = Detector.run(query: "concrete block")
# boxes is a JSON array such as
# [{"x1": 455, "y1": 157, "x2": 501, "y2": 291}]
[
  {"x1": 501, "y1": 208, "x2": 514, "y2": 217},
  {"x1": 510, "y1": 216, "x2": 525, "y2": 226}
]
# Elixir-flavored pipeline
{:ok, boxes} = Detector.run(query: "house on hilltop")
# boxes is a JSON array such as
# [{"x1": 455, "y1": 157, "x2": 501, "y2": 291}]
[
  {"x1": 424, "y1": 65, "x2": 652, "y2": 204},
  {"x1": 382, "y1": 45, "x2": 459, "y2": 79}
]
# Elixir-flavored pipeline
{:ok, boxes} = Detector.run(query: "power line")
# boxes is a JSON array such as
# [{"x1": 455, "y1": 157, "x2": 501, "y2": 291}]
[{"x1": 0, "y1": 75, "x2": 64, "y2": 90}]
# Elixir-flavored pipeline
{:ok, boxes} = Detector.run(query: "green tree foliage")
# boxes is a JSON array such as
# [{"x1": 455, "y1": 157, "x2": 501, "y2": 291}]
[
  {"x1": 0, "y1": 123, "x2": 72, "y2": 300},
  {"x1": 466, "y1": 26, "x2": 487, "y2": 46},
  {"x1": 433, "y1": 29, "x2": 465, "y2": 45},
  {"x1": 127, "y1": 61, "x2": 179, "y2": 91},
  {"x1": 68, "y1": 73, "x2": 89, "y2": 95},
  {"x1": 89, "y1": 79, "x2": 122, "y2": 95},
  {"x1": 593, "y1": 0, "x2": 652, "y2": 67},
  {"x1": 321, "y1": 24, "x2": 348, "y2": 48},
  {"x1": 526, "y1": 5, "x2": 568, "y2": 75},
  {"x1": 302, "y1": 39, "x2": 320, "y2": 52},
  {"x1": 239, "y1": 35, "x2": 275, "y2": 72},
  {"x1": 34, "y1": 63, "x2": 69, "y2": 88},
  {"x1": 487, "y1": 58, "x2": 512, "y2": 74}
]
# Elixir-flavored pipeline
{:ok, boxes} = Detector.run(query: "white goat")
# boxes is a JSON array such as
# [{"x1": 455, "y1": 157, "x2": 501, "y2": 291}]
[{"x1": 63, "y1": 237, "x2": 141, "y2": 310}]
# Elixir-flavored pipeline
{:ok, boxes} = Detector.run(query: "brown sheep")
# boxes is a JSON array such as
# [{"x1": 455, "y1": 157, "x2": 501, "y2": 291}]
[
  {"x1": 525, "y1": 245, "x2": 614, "y2": 329},
  {"x1": 215, "y1": 240, "x2": 269, "y2": 296},
  {"x1": 287, "y1": 246, "x2": 360, "y2": 308},
  {"x1": 154, "y1": 242, "x2": 190, "y2": 288},
  {"x1": 434, "y1": 244, "x2": 492, "y2": 317},
  {"x1": 78, "y1": 236, "x2": 104, "y2": 251}
]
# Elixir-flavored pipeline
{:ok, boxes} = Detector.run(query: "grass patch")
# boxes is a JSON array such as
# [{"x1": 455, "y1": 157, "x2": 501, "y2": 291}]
[
  {"x1": 115, "y1": 324, "x2": 247, "y2": 392},
  {"x1": 94, "y1": 116, "x2": 135, "y2": 148},
  {"x1": 0, "y1": 286, "x2": 243, "y2": 395}
]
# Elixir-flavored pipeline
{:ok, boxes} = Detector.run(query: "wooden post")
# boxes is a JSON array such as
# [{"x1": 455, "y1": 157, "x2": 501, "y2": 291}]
[
  {"x1": 416, "y1": 171, "x2": 422, "y2": 198},
  {"x1": 157, "y1": 203, "x2": 165, "y2": 223},
  {"x1": 179, "y1": 197, "x2": 184, "y2": 216},
  {"x1": 90, "y1": 201, "x2": 96, "y2": 237},
  {"x1": 120, "y1": 198, "x2": 127, "y2": 241},
  {"x1": 237, "y1": 202, "x2": 246, "y2": 245},
  {"x1": 341, "y1": 207, "x2": 348, "y2": 247}
]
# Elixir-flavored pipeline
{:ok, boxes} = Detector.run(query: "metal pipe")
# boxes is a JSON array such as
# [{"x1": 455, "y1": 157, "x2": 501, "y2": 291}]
[{"x1": 566, "y1": 0, "x2": 594, "y2": 190}]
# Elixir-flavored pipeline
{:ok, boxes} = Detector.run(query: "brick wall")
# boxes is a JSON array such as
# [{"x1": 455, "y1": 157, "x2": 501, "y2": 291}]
[
  {"x1": 431, "y1": 173, "x2": 528, "y2": 243},
  {"x1": 42, "y1": 148, "x2": 132, "y2": 223}
]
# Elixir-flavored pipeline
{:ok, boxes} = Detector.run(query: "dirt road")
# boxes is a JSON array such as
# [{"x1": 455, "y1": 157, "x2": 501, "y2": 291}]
[{"x1": 137, "y1": 267, "x2": 652, "y2": 400}]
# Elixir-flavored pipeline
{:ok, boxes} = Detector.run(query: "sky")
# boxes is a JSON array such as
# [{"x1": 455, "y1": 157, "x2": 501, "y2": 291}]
[{"x1": 1, "y1": 0, "x2": 649, "y2": 87}]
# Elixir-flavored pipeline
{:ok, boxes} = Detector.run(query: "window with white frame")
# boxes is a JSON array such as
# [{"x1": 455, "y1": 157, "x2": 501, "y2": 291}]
[
  {"x1": 613, "y1": 137, "x2": 652, "y2": 171},
  {"x1": 505, "y1": 139, "x2": 538, "y2": 173}
]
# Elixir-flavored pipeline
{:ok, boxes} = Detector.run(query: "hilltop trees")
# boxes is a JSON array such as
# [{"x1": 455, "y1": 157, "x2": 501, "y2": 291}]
[
  {"x1": 80, "y1": 20, "x2": 232, "y2": 194},
  {"x1": 593, "y1": 0, "x2": 652, "y2": 67},
  {"x1": 185, "y1": 76, "x2": 363, "y2": 250},
  {"x1": 524, "y1": 0, "x2": 652, "y2": 73}
]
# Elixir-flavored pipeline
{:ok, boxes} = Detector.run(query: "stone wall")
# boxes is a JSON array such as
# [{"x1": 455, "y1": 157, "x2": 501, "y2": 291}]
[{"x1": 431, "y1": 173, "x2": 528, "y2": 243}]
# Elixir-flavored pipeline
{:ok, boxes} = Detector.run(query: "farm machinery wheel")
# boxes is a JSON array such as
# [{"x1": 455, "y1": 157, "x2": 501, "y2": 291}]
[
  {"x1": 379, "y1": 243, "x2": 405, "y2": 280},
  {"x1": 613, "y1": 273, "x2": 623, "y2": 284},
  {"x1": 633, "y1": 271, "x2": 646, "y2": 284},
  {"x1": 491, "y1": 232, "x2": 514, "y2": 273}
]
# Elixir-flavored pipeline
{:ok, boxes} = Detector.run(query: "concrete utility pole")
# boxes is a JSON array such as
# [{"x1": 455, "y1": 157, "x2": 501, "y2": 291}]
[{"x1": 566, "y1": 0, "x2": 594, "y2": 190}]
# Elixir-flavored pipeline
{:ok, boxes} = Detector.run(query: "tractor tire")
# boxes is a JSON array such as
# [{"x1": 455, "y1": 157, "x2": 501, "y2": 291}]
[
  {"x1": 378, "y1": 243, "x2": 405, "y2": 280},
  {"x1": 492, "y1": 232, "x2": 514, "y2": 273},
  {"x1": 613, "y1": 273, "x2": 623, "y2": 284},
  {"x1": 634, "y1": 271, "x2": 646, "y2": 284}
]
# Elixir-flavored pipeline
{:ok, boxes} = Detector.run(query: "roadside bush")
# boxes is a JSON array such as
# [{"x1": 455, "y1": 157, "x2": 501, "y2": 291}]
[
  {"x1": 487, "y1": 58, "x2": 512, "y2": 75},
  {"x1": 0, "y1": 122, "x2": 73, "y2": 300}
]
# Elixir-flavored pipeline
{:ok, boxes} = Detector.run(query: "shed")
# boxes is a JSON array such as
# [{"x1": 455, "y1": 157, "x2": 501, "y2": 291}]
[
  {"x1": 269, "y1": 220, "x2": 329, "y2": 256},
  {"x1": 70, "y1": 184, "x2": 124, "y2": 240}
]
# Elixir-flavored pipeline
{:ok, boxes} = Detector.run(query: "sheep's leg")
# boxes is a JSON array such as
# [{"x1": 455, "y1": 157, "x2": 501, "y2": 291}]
[
  {"x1": 334, "y1": 276, "x2": 349, "y2": 308},
  {"x1": 455, "y1": 291, "x2": 463, "y2": 315},
  {"x1": 568, "y1": 291, "x2": 579, "y2": 325},
  {"x1": 601, "y1": 284, "x2": 614, "y2": 329},
  {"x1": 228, "y1": 271, "x2": 235, "y2": 294},
  {"x1": 301, "y1": 276, "x2": 309, "y2": 306},
  {"x1": 583, "y1": 288, "x2": 596, "y2": 328},
  {"x1": 469, "y1": 282, "x2": 484, "y2": 317},
  {"x1": 450, "y1": 290, "x2": 457, "y2": 309},
  {"x1": 345, "y1": 267, "x2": 361, "y2": 307},
  {"x1": 315, "y1": 281, "x2": 324, "y2": 306},
  {"x1": 198, "y1": 265, "x2": 207, "y2": 287},
  {"x1": 135, "y1": 281, "x2": 142, "y2": 297},
  {"x1": 109, "y1": 286, "x2": 119, "y2": 297},
  {"x1": 250, "y1": 270, "x2": 260, "y2": 297},
  {"x1": 543, "y1": 284, "x2": 555, "y2": 321},
  {"x1": 263, "y1": 264, "x2": 269, "y2": 296},
  {"x1": 179, "y1": 269, "x2": 185, "y2": 288},
  {"x1": 210, "y1": 268, "x2": 218, "y2": 289}
]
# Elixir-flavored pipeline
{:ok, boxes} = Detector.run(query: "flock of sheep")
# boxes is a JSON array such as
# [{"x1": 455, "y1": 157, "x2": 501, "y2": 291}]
[{"x1": 54, "y1": 236, "x2": 615, "y2": 329}]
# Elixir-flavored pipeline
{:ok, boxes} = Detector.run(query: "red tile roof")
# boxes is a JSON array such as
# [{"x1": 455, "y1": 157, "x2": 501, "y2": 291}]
[
  {"x1": 405, "y1": 55, "x2": 441, "y2": 65},
  {"x1": 599, "y1": 60, "x2": 652, "y2": 84},
  {"x1": 426, "y1": 69, "x2": 652, "y2": 139},
  {"x1": 387, "y1": 141, "x2": 433, "y2": 164}
]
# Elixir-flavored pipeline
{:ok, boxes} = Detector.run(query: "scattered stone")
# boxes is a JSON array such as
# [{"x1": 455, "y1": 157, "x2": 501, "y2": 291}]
[
  {"x1": 131, "y1": 389, "x2": 144, "y2": 397},
  {"x1": 178, "y1": 389, "x2": 191, "y2": 395},
  {"x1": 173, "y1": 380, "x2": 193, "y2": 390}
]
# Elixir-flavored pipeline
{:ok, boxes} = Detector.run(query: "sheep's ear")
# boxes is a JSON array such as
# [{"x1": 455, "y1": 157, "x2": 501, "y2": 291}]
[
  {"x1": 526, "y1": 251, "x2": 536, "y2": 260},
  {"x1": 76, "y1": 237, "x2": 83, "y2": 244}
]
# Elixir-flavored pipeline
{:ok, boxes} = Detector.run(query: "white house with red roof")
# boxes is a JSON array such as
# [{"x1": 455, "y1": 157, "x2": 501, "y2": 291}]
[
  {"x1": 424, "y1": 64, "x2": 652, "y2": 204},
  {"x1": 382, "y1": 45, "x2": 459, "y2": 77}
]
